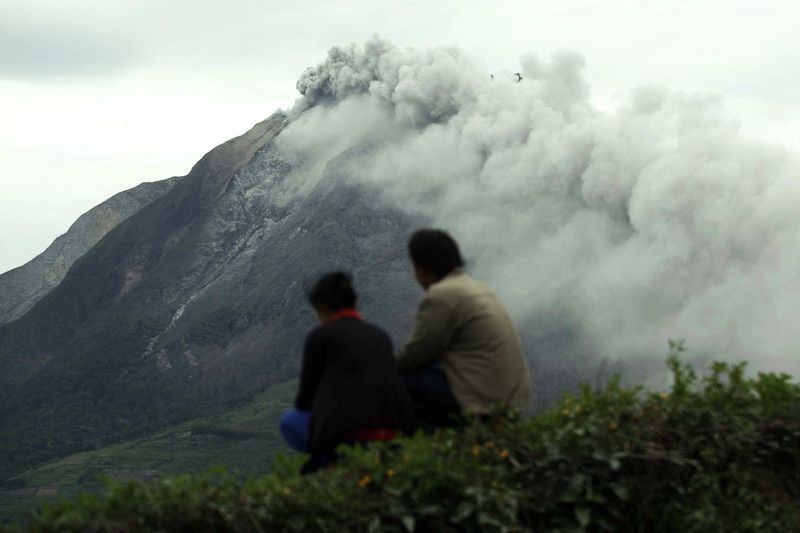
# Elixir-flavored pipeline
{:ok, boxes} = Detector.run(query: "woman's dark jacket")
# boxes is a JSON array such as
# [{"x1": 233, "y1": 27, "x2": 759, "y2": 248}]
[{"x1": 295, "y1": 317, "x2": 415, "y2": 457}]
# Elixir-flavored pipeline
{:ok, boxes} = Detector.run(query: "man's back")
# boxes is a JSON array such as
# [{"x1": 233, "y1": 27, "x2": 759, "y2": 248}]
[{"x1": 397, "y1": 269, "x2": 532, "y2": 414}]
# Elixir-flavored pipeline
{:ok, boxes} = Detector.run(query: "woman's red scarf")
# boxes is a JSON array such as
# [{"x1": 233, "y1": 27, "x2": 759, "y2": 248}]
[{"x1": 331, "y1": 309, "x2": 363, "y2": 321}]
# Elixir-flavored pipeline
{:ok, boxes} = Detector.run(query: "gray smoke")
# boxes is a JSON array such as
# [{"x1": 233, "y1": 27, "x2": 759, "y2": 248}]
[{"x1": 278, "y1": 36, "x2": 800, "y2": 380}]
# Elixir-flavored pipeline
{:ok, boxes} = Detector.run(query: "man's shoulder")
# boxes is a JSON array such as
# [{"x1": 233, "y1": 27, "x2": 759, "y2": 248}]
[{"x1": 429, "y1": 272, "x2": 491, "y2": 300}]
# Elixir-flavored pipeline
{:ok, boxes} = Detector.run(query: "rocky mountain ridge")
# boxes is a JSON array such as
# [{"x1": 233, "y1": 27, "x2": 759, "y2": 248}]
[{"x1": 0, "y1": 178, "x2": 177, "y2": 324}]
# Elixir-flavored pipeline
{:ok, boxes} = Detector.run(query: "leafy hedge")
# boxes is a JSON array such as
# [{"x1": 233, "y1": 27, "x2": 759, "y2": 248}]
[{"x1": 10, "y1": 345, "x2": 800, "y2": 532}]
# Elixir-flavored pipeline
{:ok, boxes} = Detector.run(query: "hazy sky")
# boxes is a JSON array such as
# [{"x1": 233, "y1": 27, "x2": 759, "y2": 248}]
[{"x1": 2, "y1": 0, "x2": 799, "y2": 274}]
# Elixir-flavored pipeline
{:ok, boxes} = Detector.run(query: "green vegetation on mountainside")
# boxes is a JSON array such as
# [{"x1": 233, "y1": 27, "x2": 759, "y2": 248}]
[
  {"x1": 0, "y1": 380, "x2": 296, "y2": 525},
  {"x1": 7, "y1": 347, "x2": 800, "y2": 532}
]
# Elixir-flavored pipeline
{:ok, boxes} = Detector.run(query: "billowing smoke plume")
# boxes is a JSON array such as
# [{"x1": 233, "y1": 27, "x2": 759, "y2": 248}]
[{"x1": 279, "y1": 36, "x2": 800, "y2": 381}]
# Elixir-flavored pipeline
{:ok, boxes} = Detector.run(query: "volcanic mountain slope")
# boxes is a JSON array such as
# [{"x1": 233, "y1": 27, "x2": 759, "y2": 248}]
[
  {"x1": 0, "y1": 110, "x2": 422, "y2": 480},
  {"x1": 0, "y1": 178, "x2": 177, "y2": 325}
]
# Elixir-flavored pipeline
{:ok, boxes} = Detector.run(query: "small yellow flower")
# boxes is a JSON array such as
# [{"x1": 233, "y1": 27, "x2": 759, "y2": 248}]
[
  {"x1": 574, "y1": 404, "x2": 583, "y2": 413},
  {"x1": 358, "y1": 475, "x2": 372, "y2": 488},
  {"x1": 282, "y1": 487, "x2": 292, "y2": 495},
  {"x1": 471, "y1": 445, "x2": 481, "y2": 457},
  {"x1": 386, "y1": 468, "x2": 397, "y2": 478},
  {"x1": 608, "y1": 422, "x2": 618, "y2": 430},
  {"x1": 561, "y1": 408, "x2": 571, "y2": 416},
  {"x1": 484, "y1": 441, "x2": 496, "y2": 449},
  {"x1": 659, "y1": 391, "x2": 669, "y2": 400},
  {"x1": 498, "y1": 450, "x2": 510, "y2": 459}
]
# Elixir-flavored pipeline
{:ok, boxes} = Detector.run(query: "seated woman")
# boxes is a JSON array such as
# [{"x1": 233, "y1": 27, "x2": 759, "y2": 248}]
[{"x1": 280, "y1": 271, "x2": 415, "y2": 473}]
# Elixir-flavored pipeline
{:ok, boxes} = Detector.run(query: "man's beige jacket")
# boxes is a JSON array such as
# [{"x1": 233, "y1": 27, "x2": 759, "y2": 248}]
[{"x1": 396, "y1": 269, "x2": 532, "y2": 414}]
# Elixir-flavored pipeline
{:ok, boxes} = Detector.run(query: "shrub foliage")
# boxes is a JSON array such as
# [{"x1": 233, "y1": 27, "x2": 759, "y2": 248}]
[{"x1": 11, "y1": 347, "x2": 800, "y2": 532}]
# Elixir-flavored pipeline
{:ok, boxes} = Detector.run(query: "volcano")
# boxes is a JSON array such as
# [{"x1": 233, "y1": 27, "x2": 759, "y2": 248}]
[{"x1": 0, "y1": 110, "x2": 427, "y2": 479}]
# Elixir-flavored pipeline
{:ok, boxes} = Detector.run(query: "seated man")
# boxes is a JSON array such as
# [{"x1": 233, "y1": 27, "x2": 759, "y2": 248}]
[
  {"x1": 396, "y1": 229, "x2": 531, "y2": 428},
  {"x1": 280, "y1": 271, "x2": 415, "y2": 473}
]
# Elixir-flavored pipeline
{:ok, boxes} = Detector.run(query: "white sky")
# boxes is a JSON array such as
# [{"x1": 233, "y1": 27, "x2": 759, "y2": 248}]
[{"x1": 1, "y1": 0, "x2": 799, "y2": 274}]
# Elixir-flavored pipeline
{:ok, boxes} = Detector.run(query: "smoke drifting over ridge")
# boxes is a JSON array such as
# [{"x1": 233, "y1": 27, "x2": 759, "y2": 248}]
[{"x1": 280, "y1": 37, "x2": 800, "y2": 378}]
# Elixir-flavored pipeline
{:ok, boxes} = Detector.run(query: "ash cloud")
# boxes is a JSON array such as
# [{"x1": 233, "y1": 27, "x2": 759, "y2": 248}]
[{"x1": 281, "y1": 36, "x2": 800, "y2": 380}]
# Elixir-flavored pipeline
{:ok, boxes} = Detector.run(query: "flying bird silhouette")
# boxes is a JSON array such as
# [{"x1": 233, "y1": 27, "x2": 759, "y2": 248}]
[{"x1": 514, "y1": 72, "x2": 523, "y2": 82}]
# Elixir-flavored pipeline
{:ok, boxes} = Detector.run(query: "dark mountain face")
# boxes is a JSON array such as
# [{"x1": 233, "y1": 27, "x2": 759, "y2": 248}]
[{"x1": 0, "y1": 111, "x2": 422, "y2": 478}]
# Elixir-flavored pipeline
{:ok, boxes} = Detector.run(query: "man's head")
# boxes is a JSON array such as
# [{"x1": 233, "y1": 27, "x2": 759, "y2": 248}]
[
  {"x1": 307, "y1": 271, "x2": 357, "y2": 323},
  {"x1": 407, "y1": 229, "x2": 465, "y2": 289}
]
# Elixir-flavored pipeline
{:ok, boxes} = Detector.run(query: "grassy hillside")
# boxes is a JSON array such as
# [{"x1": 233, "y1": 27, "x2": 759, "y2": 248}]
[
  {"x1": 6, "y1": 350, "x2": 800, "y2": 532},
  {"x1": 0, "y1": 380, "x2": 296, "y2": 525}
]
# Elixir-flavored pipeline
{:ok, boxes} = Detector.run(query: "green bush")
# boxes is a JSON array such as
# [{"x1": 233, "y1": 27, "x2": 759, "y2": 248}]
[{"x1": 11, "y1": 348, "x2": 800, "y2": 532}]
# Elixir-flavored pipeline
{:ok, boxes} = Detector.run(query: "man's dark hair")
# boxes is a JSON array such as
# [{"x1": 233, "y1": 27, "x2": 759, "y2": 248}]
[
  {"x1": 307, "y1": 271, "x2": 357, "y2": 311},
  {"x1": 408, "y1": 229, "x2": 465, "y2": 278}
]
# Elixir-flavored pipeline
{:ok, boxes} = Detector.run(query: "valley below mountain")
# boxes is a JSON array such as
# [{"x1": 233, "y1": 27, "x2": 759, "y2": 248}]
[{"x1": 0, "y1": 380, "x2": 295, "y2": 524}]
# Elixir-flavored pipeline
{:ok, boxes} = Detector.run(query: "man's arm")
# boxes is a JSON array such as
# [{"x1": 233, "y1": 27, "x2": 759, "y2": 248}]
[
  {"x1": 396, "y1": 293, "x2": 457, "y2": 369},
  {"x1": 295, "y1": 329, "x2": 324, "y2": 410}
]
